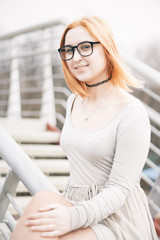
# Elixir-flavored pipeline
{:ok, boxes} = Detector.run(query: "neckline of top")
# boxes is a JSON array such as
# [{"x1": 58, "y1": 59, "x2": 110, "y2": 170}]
[{"x1": 68, "y1": 95, "x2": 139, "y2": 133}]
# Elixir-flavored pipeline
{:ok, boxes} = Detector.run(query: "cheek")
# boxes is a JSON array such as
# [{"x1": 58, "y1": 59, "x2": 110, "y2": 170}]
[
  {"x1": 66, "y1": 62, "x2": 71, "y2": 70},
  {"x1": 66, "y1": 62, "x2": 74, "y2": 75},
  {"x1": 97, "y1": 54, "x2": 108, "y2": 71},
  {"x1": 91, "y1": 56, "x2": 108, "y2": 73},
  {"x1": 91, "y1": 47, "x2": 108, "y2": 68}
]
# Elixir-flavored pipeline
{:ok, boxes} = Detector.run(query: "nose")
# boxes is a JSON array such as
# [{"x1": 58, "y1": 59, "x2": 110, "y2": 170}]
[{"x1": 73, "y1": 48, "x2": 82, "y2": 61}]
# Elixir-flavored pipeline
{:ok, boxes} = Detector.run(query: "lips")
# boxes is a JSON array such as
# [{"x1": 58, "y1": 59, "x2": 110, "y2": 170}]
[{"x1": 74, "y1": 64, "x2": 89, "y2": 70}]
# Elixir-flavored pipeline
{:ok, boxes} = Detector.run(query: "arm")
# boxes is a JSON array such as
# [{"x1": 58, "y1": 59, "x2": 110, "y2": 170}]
[{"x1": 69, "y1": 115, "x2": 151, "y2": 230}]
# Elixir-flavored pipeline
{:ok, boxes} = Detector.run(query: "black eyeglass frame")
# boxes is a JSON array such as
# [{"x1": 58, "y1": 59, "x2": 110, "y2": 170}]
[{"x1": 58, "y1": 41, "x2": 100, "y2": 61}]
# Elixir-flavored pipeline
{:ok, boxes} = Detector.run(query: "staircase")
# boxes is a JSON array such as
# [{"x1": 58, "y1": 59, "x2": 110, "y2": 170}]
[
  {"x1": 0, "y1": 19, "x2": 160, "y2": 239},
  {"x1": 0, "y1": 118, "x2": 70, "y2": 217}
]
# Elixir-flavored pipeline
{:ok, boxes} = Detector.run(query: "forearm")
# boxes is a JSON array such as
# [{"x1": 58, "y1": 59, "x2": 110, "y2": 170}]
[{"x1": 69, "y1": 185, "x2": 129, "y2": 230}]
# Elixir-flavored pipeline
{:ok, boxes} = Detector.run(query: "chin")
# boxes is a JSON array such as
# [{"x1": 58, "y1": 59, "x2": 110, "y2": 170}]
[{"x1": 75, "y1": 76, "x2": 90, "y2": 83}]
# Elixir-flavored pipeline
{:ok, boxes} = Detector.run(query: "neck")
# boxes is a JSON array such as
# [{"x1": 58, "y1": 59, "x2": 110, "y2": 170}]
[{"x1": 84, "y1": 81, "x2": 114, "y2": 103}]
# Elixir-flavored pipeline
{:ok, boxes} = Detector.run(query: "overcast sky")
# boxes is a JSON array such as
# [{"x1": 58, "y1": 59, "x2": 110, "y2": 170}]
[{"x1": 0, "y1": 0, "x2": 160, "y2": 56}]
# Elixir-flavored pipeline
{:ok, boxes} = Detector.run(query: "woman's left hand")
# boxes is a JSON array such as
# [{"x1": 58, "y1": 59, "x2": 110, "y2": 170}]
[{"x1": 25, "y1": 203, "x2": 71, "y2": 238}]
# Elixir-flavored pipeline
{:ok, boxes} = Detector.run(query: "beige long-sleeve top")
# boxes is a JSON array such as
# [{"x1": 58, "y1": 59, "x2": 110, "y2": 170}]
[{"x1": 60, "y1": 94, "x2": 157, "y2": 239}]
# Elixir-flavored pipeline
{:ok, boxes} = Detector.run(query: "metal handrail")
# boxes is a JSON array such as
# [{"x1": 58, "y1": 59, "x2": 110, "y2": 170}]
[
  {"x1": 144, "y1": 104, "x2": 160, "y2": 126},
  {"x1": 0, "y1": 19, "x2": 65, "y2": 40},
  {"x1": 151, "y1": 125, "x2": 160, "y2": 138},
  {"x1": 145, "y1": 158, "x2": 160, "y2": 172},
  {"x1": 0, "y1": 125, "x2": 59, "y2": 195},
  {"x1": 150, "y1": 143, "x2": 160, "y2": 157},
  {"x1": 141, "y1": 173, "x2": 155, "y2": 187},
  {"x1": 141, "y1": 87, "x2": 160, "y2": 103},
  {"x1": 124, "y1": 54, "x2": 160, "y2": 86},
  {"x1": 0, "y1": 125, "x2": 60, "y2": 238},
  {"x1": 0, "y1": 49, "x2": 58, "y2": 61}
]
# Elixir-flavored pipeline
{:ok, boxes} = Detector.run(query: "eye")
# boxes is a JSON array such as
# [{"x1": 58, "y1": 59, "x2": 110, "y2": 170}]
[
  {"x1": 65, "y1": 47, "x2": 73, "y2": 53},
  {"x1": 79, "y1": 43, "x2": 91, "y2": 51},
  {"x1": 60, "y1": 48, "x2": 65, "y2": 53}
]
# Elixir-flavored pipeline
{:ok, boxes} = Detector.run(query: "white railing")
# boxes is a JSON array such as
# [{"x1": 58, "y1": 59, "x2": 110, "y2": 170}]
[
  {"x1": 0, "y1": 125, "x2": 59, "y2": 239},
  {"x1": 0, "y1": 19, "x2": 66, "y2": 126},
  {"x1": 124, "y1": 54, "x2": 160, "y2": 86}
]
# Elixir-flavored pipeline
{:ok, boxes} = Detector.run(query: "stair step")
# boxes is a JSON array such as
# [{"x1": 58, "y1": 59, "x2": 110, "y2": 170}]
[
  {"x1": 0, "y1": 118, "x2": 48, "y2": 132},
  {"x1": 20, "y1": 144, "x2": 66, "y2": 158},
  {"x1": 0, "y1": 159, "x2": 70, "y2": 175},
  {"x1": 0, "y1": 175, "x2": 69, "y2": 194},
  {"x1": 16, "y1": 176, "x2": 69, "y2": 193},
  {"x1": 11, "y1": 131, "x2": 60, "y2": 144}
]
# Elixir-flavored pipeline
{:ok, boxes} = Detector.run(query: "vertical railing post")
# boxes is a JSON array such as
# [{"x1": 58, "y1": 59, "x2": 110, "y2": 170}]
[
  {"x1": 7, "y1": 37, "x2": 21, "y2": 118},
  {"x1": 40, "y1": 28, "x2": 56, "y2": 126}
]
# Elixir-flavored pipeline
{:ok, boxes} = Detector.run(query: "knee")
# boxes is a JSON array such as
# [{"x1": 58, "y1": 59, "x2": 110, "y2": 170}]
[
  {"x1": 32, "y1": 190, "x2": 61, "y2": 204},
  {"x1": 33, "y1": 190, "x2": 60, "y2": 199},
  {"x1": 31, "y1": 191, "x2": 72, "y2": 208}
]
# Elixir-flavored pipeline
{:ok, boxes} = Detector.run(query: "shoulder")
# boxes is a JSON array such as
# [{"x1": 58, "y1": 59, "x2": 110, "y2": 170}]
[
  {"x1": 119, "y1": 98, "x2": 150, "y2": 129},
  {"x1": 113, "y1": 88, "x2": 149, "y2": 123},
  {"x1": 66, "y1": 93, "x2": 76, "y2": 107},
  {"x1": 125, "y1": 98, "x2": 148, "y2": 118},
  {"x1": 115, "y1": 88, "x2": 148, "y2": 118}
]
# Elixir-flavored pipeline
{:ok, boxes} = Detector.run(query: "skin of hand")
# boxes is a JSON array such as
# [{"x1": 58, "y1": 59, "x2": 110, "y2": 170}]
[{"x1": 25, "y1": 203, "x2": 71, "y2": 238}]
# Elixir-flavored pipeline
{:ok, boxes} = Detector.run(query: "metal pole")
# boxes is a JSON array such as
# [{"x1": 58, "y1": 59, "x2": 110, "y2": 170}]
[{"x1": 0, "y1": 125, "x2": 59, "y2": 195}]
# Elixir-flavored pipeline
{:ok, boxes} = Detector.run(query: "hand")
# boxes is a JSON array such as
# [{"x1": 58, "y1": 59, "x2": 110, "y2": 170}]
[{"x1": 25, "y1": 203, "x2": 71, "y2": 238}]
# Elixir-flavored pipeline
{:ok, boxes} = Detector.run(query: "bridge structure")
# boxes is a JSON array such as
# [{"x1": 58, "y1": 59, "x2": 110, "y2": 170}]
[{"x1": 0, "y1": 19, "x2": 160, "y2": 239}]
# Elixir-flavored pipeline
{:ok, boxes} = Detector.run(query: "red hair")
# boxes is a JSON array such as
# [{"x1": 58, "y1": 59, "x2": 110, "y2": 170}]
[{"x1": 59, "y1": 16, "x2": 142, "y2": 98}]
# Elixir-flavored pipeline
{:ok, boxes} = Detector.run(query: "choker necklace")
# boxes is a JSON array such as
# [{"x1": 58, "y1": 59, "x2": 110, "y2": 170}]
[{"x1": 85, "y1": 75, "x2": 111, "y2": 88}]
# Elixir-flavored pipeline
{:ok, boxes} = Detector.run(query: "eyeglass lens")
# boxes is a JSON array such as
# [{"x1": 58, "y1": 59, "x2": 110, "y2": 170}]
[{"x1": 60, "y1": 42, "x2": 93, "y2": 60}]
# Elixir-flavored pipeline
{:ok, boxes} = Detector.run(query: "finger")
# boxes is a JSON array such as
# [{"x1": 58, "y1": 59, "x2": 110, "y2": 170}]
[
  {"x1": 25, "y1": 218, "x2": 52, "y2": 226},
  {"x1": 27, "y1": 212, "x2": 44, "y2": 220},
  {"x1": 27, "y1": 210, "x2": 55, "y2": 220},
  {"x1": 39, "y1": 204, "x2": 57, "y2": 212},
  {"x1": 39, "y1": 203, "x2": 62, "y2": 212},
  {"x1": 41, "y1": 230, "x2": 61, "y2": 238},
  {"x1": 31, "y1": 224, "x2": 57, "y2": 232}
]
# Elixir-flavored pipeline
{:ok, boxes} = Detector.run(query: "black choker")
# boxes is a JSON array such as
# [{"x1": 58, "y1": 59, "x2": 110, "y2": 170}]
[{"x1": 85, "y1": 75, "x2": 111, "y2": 88}]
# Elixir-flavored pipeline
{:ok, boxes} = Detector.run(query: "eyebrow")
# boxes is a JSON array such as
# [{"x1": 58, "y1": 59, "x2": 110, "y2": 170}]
[{"x1": 64, "y1": 40, "x2": 94, "y2": 46}]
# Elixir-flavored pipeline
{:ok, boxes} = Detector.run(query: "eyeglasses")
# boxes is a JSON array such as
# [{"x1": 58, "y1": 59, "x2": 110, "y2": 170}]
[{"x1": 58, "y1": 41, "x2": 100, "y2": 61}]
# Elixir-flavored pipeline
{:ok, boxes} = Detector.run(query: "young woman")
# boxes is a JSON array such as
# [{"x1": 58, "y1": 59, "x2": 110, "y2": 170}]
[{"x1": 11, "y1": 16, "x2": 158, "y2": 240}]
